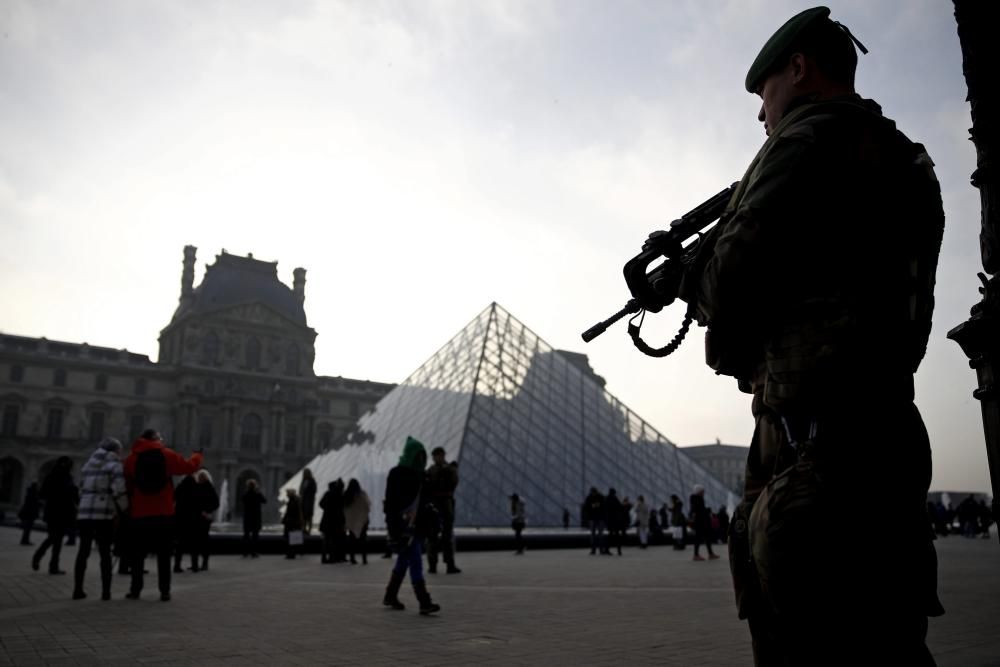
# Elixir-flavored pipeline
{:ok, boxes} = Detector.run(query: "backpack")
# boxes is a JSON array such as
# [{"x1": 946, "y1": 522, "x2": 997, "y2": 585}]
[{"x1": 134, "y1": 448, "x2": 169, "y2": 494}]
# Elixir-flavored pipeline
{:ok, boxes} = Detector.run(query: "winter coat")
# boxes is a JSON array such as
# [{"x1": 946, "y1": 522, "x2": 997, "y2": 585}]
[
  {"x1": 283, "y1": 495, "x2": 304, "y2": 531},
  {"x1": 40, "y1": 468, "x2": 78, "y2": 528},
  {"x1": 300, "y1": 477, "x2": 317, "y2": 518},
  {"x1": 384, "y1": 465, "x2": 423, "y2": 541},
  {"x1": 344, "y1": 491, "x2": 371, "y2": 538},
  {"x1": 584, "y1": 491, "x2": 606, "y2": 524},
  {"x1": 18, "y1": 484, "x2": 40, "y2": 522},
  {"x1": 319, "y1": 489, "x2": 345, "y2": 535},
  {"x1": 606, "y1": 494, "x2": 625, "y2": 531},
  {"x1": 242, "y1": 489, "x2": 266, "y2": 531},
  {"x1": 689, "y1": 494, "x2": 710, "y2": 532},
  {"x1": 77, "y1": 447, "x2": 129, "y2": 521},
  {"x1": 196, "y1": 482, "x2": 220, "y2": 524},
  {"x1": 511, "y1": 499, "x2": 526, "y2": 527},
  {"x1": 634, "y1": 501, "x2": 650, "y2": 528},
  {"x1": 123, "y1": 437, "x2": 203, "y2": 519},
  {"x1": 670, "y1": 500, "x2": 686, "y2": 527}
]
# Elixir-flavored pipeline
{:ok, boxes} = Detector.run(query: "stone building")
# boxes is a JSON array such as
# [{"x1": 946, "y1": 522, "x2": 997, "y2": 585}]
[
  {"x1": 679, "y1": 441, "x2": 749, "y2": 496},
  {"x1": 0, "y1": 247, "x2": 393, "y2": 521}
]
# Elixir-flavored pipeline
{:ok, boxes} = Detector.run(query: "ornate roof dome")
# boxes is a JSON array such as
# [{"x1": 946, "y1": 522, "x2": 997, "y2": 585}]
[{"x1": 170, "y1": 250, "x2": 307, "y2": 326}]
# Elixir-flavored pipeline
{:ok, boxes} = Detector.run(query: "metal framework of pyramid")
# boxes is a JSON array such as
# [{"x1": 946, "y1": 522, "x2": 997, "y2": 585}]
[{"x1": 282, "y1": 303, "x2": 737, "y2": 528}]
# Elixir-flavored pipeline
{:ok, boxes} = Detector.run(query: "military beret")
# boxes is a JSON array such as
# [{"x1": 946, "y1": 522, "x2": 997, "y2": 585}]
[{"x1": 745, "y1": 6, "x2": 831, "y2": 93}]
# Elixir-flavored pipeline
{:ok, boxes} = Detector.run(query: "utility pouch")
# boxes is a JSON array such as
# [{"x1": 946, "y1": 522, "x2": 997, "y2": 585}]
[
  {"x1": 748, "y1": 454, "x2": 826, "y2": 611},
  {"x1": 706, "y1": 327, "x2": 757, "y2": 380}
]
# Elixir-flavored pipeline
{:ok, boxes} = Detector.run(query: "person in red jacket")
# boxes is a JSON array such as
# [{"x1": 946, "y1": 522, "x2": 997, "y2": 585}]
[{"x1": 122, "y1": 429, "x2": 203, "y2": 601}]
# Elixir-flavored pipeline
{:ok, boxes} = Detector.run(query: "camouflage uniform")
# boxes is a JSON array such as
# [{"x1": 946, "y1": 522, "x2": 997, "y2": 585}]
[{"x1": 682, "y1": 94, "x2": 945, "y2": 664}]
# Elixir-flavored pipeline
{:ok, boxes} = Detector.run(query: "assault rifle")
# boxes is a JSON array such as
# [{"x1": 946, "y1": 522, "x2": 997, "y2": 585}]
[{"x1": 581, "y1": 183, "x2": 737, "y2": 357}]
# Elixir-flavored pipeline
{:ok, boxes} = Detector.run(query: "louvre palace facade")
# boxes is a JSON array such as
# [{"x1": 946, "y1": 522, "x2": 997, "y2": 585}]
[{"x1": 0, "y1": 247, "x2": 393, "y2": 520}]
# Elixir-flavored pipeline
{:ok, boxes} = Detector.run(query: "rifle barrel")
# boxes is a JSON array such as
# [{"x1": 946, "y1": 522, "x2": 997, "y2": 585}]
[{"x1": 581, "y1": 300, "x2": 640, "y2": 343}]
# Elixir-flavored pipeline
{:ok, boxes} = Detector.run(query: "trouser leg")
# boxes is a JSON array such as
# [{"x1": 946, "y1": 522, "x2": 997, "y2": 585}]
[
  {"x1": 95, "y1": 522, "x2": 114, "y2": 597},
  {"x1": 441, "y1": 515, "x2": 455, "y2": 566},
  {"x1": 48, "y1": 529, "x2": 65, "y2": 572},
  {"x1": 21, "y1": 521, "x2": 33, "y2": 545},
  {"x1": 130, "y1": 526, "x2": 146, "y2": 595},
  {"x1": 74, "y1": 522, "x2": 96, "y2": 592}
]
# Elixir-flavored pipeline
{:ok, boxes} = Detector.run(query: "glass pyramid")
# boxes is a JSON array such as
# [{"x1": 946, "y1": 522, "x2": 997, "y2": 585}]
[{"x1": 282, "y1": 303, "x2": 737, "y2": 528}]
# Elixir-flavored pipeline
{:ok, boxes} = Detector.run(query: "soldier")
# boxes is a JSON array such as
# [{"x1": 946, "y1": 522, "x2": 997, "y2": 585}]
[
  {"x1": 677, "y1": 7, "x2": 944, "y2": 664},
  {"x1": 425, "y1": 447, "x2": 461, "y2": 574}
]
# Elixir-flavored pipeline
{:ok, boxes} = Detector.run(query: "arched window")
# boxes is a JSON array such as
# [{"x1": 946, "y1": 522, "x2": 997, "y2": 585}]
[
  {"x1": 285, "y1": 343, "x2": 300, "y2": 376},
  {"x1": 1, "y1": 404, "x2": 19, "y2": 437},
  {"x1": 317, "y1": 423, "x2": 333, "y2": 451},
  {"x1": 202, "y1": 331, "x2": 220, "y2": 365},
  {"x1": 0, "y1": 457, "x2": 24, "y2": 504},
  {"x1": 46, "y1": 406, "x2": 64, "y2": 439},
  {"x1": 241, "y1": 413, "x2": 262, "y2": 451},
  {"x1": 245, "y1": 337, "x2": 261, "y2": 370},
  {"x1": 88, "y1": 409, "x2": 106, "y2": 441}
]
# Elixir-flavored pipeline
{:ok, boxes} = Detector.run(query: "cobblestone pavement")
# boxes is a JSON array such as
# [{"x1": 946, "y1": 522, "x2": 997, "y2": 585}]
[{"x1": 0, "y1": 527, "x2": 997, "y2": 665}]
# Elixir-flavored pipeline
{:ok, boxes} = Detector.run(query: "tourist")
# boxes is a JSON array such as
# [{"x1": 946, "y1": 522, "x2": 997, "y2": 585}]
[
  {"x1": 634, "y1": 495, "x2": 650, "y2": 549},
  {"x1": 173, "y1": 474, "x2": 199, "y2": 573},
  {"x1": 510, "y1": 494, "x2": 526, "y2": 555},
  {"x1": 717, "y1": 506, "x2": 731, "y2": 544},
  {"x1": 382, "y1": 436, "x2": 440, "y2": 615},
  {"x1": 319, "y1": 479, "x2": 345, "y2": 563},
  {"x1": 123, "y1": 429, "x2": 204, "y2": 601},
  {"x1": 283, "y1": 488, "x2": 305, "y2": 559},
  {"x1": 425, "y1": 446, "x2": 461, "y2": 574},
  {"x1": 605, "y1": 489, "x2": 625, "y2": 556},
  {"x1": 584, "y1": 487, "x2": 608, "y2": 555},
  {"x1": 562, "y1": 507, "x2": 571, "y2": 530},
  {"x1": 241, "y1": 479, "x2": 266, "y2": 558},
  {"x1": 669, "y1": 495, "x2": 686, "y2": 550},
  {"x1": 343, "y1": 478, "x2": 371, "y2": 565},
  {"x1": 689, "y1": 485, "x2": 718, "y2": 561},
  {"x1": 18, "y1": 482, "x2": 40, "y2": 546},
  {"x1": 31, "y1": 456, "x2": 78, "y2": 575},
  {"x1": 73, "y1": 438, "x2": 128, "y2": 600},
  {"x1": 193, "y1": 470, "x2": 220, "y2": 571},
  {"x1": 300, "y1": 468, "x2": 317, "y2": 535}
]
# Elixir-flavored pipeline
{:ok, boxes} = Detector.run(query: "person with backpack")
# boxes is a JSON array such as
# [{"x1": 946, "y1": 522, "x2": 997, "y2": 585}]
[{"x1": 122, "y1": 429, "x2": 203, "y2": 601}]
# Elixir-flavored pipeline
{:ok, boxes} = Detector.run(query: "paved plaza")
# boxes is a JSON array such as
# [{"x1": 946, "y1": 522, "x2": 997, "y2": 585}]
[{"x1": 0, "y1": 527, "x2": 997, "y2": 666}]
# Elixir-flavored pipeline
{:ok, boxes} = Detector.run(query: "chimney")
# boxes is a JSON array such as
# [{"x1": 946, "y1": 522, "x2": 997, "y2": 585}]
[
  {"x1": 293, "y1": 267, "x2": 306, "y2": 304},
  {"x1": 181, "y1": 245, "x2": 197, "y2": 301}
]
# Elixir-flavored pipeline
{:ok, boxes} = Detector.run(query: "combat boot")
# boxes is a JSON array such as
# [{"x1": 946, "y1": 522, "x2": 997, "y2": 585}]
[
  {"x1": 382, "y1": 571, "x2": 406, "y2": 610},
  {"x1": 412, "y1": 580, "x2": 441, "y2": 615}
]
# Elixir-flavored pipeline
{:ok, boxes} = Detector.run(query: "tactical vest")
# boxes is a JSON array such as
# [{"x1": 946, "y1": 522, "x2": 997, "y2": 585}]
[{"x1": 705, "y1": 97, "x2": 944, "y2": 412}]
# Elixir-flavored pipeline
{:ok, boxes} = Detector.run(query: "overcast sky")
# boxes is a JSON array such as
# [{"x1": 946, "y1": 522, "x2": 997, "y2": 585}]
[{"x1": 1, "y1": 0, "x2": 990, "y2": 494}]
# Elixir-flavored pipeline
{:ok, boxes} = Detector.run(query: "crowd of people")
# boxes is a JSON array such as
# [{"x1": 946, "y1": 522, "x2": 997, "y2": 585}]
[
  {"x1": 23, "y1": 429, "x2": 208, "y2": 601},
  {"x1": 581, "y1": 486, "x2": 729, "y2": 559},
  {"x1": 278, "y1": 470, "x2": 373, "y2": 565},
  {"x1": 929, "y1": 496, "x2": 994, "y2": 538},
  {"x1": 18, "y1": 430, "x2": 993, "y2": 615}
]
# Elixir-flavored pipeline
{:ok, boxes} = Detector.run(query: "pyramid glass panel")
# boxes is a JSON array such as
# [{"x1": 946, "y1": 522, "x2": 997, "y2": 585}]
[{"x1": 283, "y1": 303, "x2": 738, "y2": 528}]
